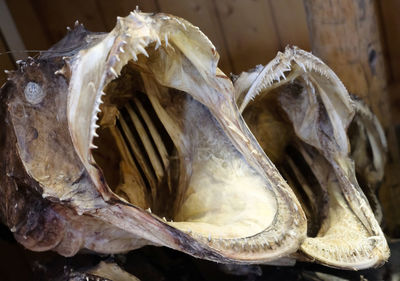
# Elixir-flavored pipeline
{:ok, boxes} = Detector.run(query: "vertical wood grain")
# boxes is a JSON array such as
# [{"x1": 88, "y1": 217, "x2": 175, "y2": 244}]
[
  {"x1": 0, "y1": 35, "x2": 15, "y2": 85},
  {"x1": 214, "y1": 0, "x2": 280, "y2": 73},
  {"x1": 5, "y1": 0, "x2": 50, "y2": 52},
  {"x1": 30, "y1": 0, "x2": 107, "y2": 44},
  {"x1": 269, "y1": 0, "x2": 310, "y2": 51},
  {"x1": 97, "y1": 0, "x2": 159, "y2": 31},
  {"x1": 379, "y1": 0, "x2": 400, "y2": 83},
  {"x1": 156, "y1": 0, "x2": 233, "y2": 74}
]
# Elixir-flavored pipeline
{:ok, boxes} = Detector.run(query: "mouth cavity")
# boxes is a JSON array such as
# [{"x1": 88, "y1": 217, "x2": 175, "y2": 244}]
[{"x1": 91, "y1": 50, "x2": 277, "y2": 243}]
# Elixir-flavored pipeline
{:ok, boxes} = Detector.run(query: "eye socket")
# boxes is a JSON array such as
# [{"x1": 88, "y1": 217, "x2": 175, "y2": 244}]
[{"x1": 24, "y1": 82, "x2": 45, "y2": 105}]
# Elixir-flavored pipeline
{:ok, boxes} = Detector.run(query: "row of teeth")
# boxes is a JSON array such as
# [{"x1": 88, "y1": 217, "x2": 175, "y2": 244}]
[
  {"x1": 302, "y1": 239, "x2": 377, "y2": 263},
  {"x1": 89, "y1": 28, "x2": 172, "y2": 150},
  {"x1": 242, "y1": 47, "x2": 338, "y2": 111},
  {"x1": 143, "y1": 207, "x2": 299, "y2": 253}
]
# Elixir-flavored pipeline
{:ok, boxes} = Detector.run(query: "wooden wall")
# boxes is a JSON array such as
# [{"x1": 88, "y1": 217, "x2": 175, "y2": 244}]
[
  {"x1": 1, "y1": 0, "x2": 310, "y2": 77},
  {"x1": 1, "y1": 0, "x2": 400, "y2": 122}
]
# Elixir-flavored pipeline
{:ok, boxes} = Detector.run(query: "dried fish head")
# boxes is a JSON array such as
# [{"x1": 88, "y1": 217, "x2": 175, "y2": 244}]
[
  {"x1": 0, "y1": 12, "x2": 306, "y2": 263},
  {"x1": 234, "y1": 46, "x2": 389, "y2": 269}
]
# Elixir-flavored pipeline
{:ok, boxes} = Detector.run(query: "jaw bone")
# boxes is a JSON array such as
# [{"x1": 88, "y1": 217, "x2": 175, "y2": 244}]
[
  {"x1": 1, "y1": 11, "x2": 306, "y2": 264},
  {"x1": 234, "y1": 46, "x2": 389, "y2": 269}
]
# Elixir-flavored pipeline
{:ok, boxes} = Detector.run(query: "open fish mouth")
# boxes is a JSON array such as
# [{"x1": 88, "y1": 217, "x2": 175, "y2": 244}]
[
  {"x1": 234, "y1": 46, "x2": 389, "y2": 269},
  {"x1": 62, "y1": 11, "x2": 306, "y2": 262},
  {"x1": 0, "y1": 10, "x2": 389, "y2": 269}
]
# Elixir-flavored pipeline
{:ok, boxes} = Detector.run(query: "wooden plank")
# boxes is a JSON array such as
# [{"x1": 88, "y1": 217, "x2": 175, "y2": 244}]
[
  {"x1": 0, "y1": 0, "x2": 26, "y2": 61},
  {"x1": 0, "y1": 35, "x2": 15, "y2": 85},
  {"x1": 214, "y1": 0, "x2": 281, "y2": 73},
  {"x1": 97, "y1": 0, "x2": 159, "y2": 31},
  {"x1": 304, "y1": 0, "x2": 389, "y2": 125},
  {"x1": 5, "y1": 0, "x2": 50, "y2": 52},
  {"x1": 379, "y1": 0, "x2": 400, "y2": 83},
  {"x1": 388, "y1": 83, "x2": 400, "y2": 126},
  {"x1": 31, "y1": 0, "x2": 107, "y2": 44},
  {"x1": 156, "y1": 0, "x2": 233, "y2": 74},
  {"x1": 269, "y1": 0, "x2": 310, "y2": 51}
]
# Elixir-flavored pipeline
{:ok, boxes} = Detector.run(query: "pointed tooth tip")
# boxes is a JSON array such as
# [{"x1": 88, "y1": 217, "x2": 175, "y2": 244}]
[
  {"x1": 130, "y1": 51, "x2": 138, "y2": 61},
  {"x1": 109, "y1": 67, "x2": 118, "y2": 78},
  {"x1": 155, "y1": 37, "x2": 161, "y2": 50},
  {"x1": 90, "y1": 144, "x2": 98, "y2": 149},
  {"x1": 164, "y1": 34, "x2": 169, "y2": 46},
  {"x1": 137, "y1": 45, "x2": 149, "y2": 57}
]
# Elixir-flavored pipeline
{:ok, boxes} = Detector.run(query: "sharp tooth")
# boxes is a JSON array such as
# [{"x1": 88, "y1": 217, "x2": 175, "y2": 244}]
[
  {"x1": 297, "y1": 61, "x2": 307, "y2": 72},
  {"x1": 93, "y1": 132, "x2": 99, "y2": 138},
  {"x1": 119, "y1": 46, "x2": 125, "y2": 53},
  {"x1": 109, "y1": 67, "x2": 118, "y2": 78},
  {"x1": 122, "y1": 40, "x2": 127, "y2": 45},
  {"x1": 90, "y1": 144, "x2": 98, "y2": 149},
  {"x1": 208, "y1": 234, "x2": 212, "y2": 242},
  {"x1": 155, "y1": 37, "x2": 161, "y2": 50},
  {"x1": 139, "y1": 39, "x2": 146, "y2": 45},
  {"x1": 162, "y1": 217, "x2": 167, "y2": 222},
  {"x1": 164, "y1": 34, "x2": 169, "y2": 47},
  {"x1": 130, "y1": 51, "x2": 138, "y2": 61},
  {"x1": 146, "y1": 208, "x2": 152, "y2": 213},
  {"x1": 137, "y1": 45, "x2": 149, "y2": 57},
  {"x1": 115, "y1": 55, "x2": 120, "y2": 62}
]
